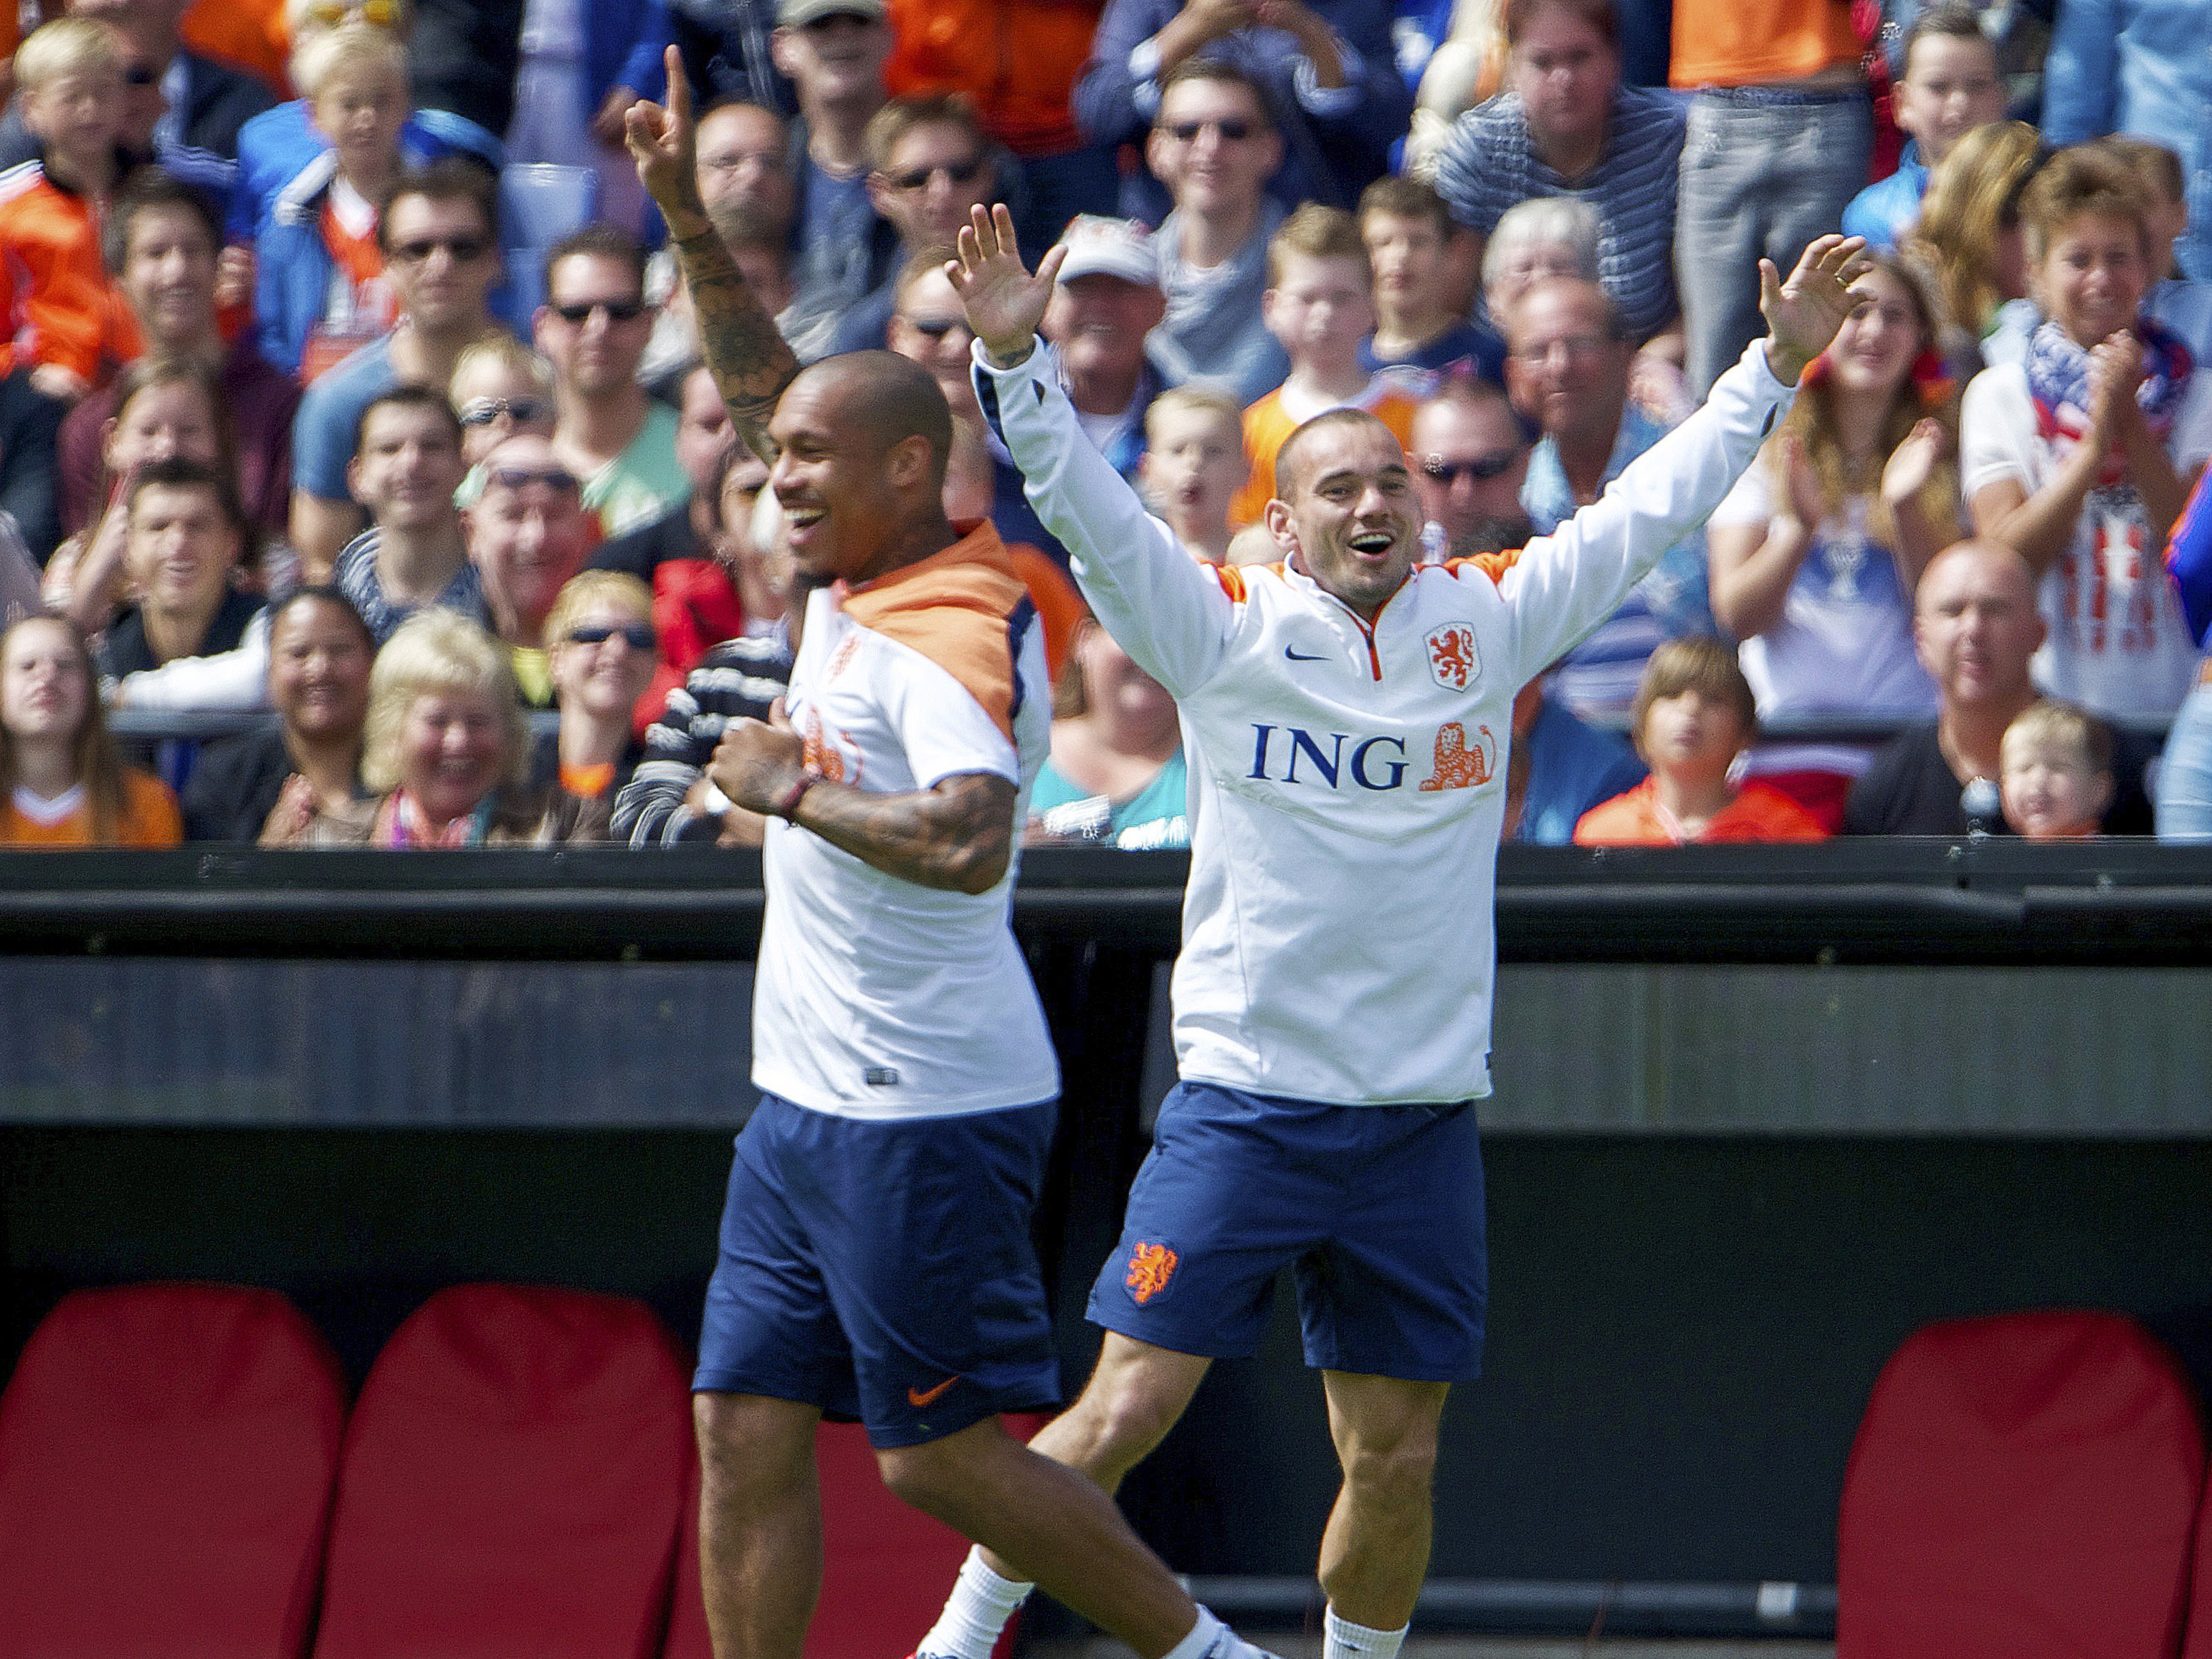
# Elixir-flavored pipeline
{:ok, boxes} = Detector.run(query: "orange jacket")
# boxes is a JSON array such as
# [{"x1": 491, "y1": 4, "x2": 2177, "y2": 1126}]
[
  {"x1": 1574, "y1": 777, "x2": 1829, "y2": 845},
  {"x1": 885, "y1": 0, "x2": 1102, "y2": 158},
  {"x1": 0, "y1": 161, "x2": 142, "y2": 385}
]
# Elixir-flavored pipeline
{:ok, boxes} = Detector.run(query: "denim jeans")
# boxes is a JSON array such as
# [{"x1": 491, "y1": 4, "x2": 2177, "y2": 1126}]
[
  {"x1": 1677, "y1": 89, "x2": 1872, "y2": 398},
  {"x1": 2156, "y1": 683, "x2": 2212, "y2": 840}
]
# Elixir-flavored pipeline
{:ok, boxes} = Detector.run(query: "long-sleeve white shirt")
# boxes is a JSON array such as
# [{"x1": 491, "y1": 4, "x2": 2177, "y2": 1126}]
[{"x1": 977, "y1": 336, "x2": 1793, "y2": 1104}]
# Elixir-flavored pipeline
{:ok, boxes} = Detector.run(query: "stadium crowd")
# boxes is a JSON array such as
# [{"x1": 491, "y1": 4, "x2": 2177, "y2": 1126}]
[{"x1": 0, "y1": 0, "x2": 2203, "y2": 849}]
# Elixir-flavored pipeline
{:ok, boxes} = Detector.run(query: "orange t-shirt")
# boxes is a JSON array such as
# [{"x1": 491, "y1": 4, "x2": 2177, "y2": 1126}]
[
  {"x1": 1574, "y1": 777, "x2": 1829, "y2": 845},
  {"x1": 1669, "y1": 0, "x2": 1861, "y2": 89},
  {"x1": 0, "y1": 770, "x2": 183, "y2": 847},
  {"x1": 1230, "y1": 380, "x2": 1420, "y2": 530},
  {"x1": 0, "y1": 163, "x2": 143, "y2": 383}
]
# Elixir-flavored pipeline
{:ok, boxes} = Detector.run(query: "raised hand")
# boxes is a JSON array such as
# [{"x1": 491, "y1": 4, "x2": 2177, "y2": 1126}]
[
  {"x1": 949, "y1": 204, "x2": 1067, "y2": 368},
  {"x1": 1881, "y1": 416, "x2": 1948, "y2": 507},
  {"x1": 2087, "y1": 331, "x2": 2147, "y2": 444},
  {"x1": 1780, "y1": 431, "x2": 1826, "y2": 529},
  {"x1": 624, "y1": 46, "x2": 708, "y2": 236},
  {"x1": 1759, "y1": 234, "x2": 1873, "y2": 386}
]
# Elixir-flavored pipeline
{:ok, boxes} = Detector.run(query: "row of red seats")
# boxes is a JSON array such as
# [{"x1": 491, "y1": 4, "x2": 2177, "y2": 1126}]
[{"x1": 0, "y1": 1281, "x2": 1021, "y2": 1659}]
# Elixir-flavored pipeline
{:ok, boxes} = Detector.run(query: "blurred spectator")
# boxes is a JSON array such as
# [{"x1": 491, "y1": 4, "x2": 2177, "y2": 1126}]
[
  {"x1": 0, "y1": 20, "x2": 144, "y2": 404},
  {"x1": 538, "y1": 568, "x2": 657, "y2": 839},
  {"x1": 1432, "y1": 0, "x2": 1685, "y2": 350},
  {"x1": 773, "y1": 0, "x2": 893, "y2": 361},
  {"x1": 506, "y1": 0, "x2": 664, "y2": 237},
  {"x1": 1707, "y1": 255, "x2": 1954, "y2": 827},
  {"x1": 185, "y1": 585, "x2": 371, "y2": 841},
  {"x1": 1963, "y1": 144, "x2": 2212, "y2": 724},
  {"x1": 1143, "y1": 59, "x2": 1290, "y2": 401},
  {"x1": 449, "y1": 333, "x2": 557, "y2": 469},
  {"x1": 1027, "y1": 602, "x2": 1188, "y2": 848},
  {"x1": 251, "y1": 24, "x2": 409, "y2": 381},
  {"x1": 614, "y1": 0, "x2": 791, "y2": 123},
  {"x1": 1669, "y1": 0, "x2": 1869, "y2": 397},
  {"x1": 1043, "y1": 216, "x2": 1170, "y2": 484},
  {"x1": 409, "y1": 0, "x2": 525, "y2": 139},
  {"x1": 2100, "y1": 137, "x2": 2212, "y2": 365},
  {"x1": 62, "y1": 172, "x2": 299, "y2": 548},
  {"x1": 1876, "y1": 0, "x2": 2052, "y2": 123},
  {"x1": 1998, "y1": 696, "x2": 2112, "y2": 838},
  {"x1": 1409, "y1": 372, "x2": 1530, "y2": 560},
  {"x1": 535, "y1": 225, "x2": 686, "y2": 535},
  {"x1": 2153, "y1": 442, "x2": 2212, "y2": 840},
  {"x1": 1229, "y1": 204, "x2": 1417, "y2": 526},
  {"x1": 289, "y1": 158, "x2": 506, "y2": 578},
  {"x1": 1509, "y1": 274, "x2": 1713, "y2": 719},
  {"x1": 2042, "y1": 0, "x2": 2212, "y2": 284},
  {"x1": 0, "y1": 0, "x2": 276, "y2": 203},
  {"x1": 1078, "y1": 0, "x2": 1411, "y2": 218},
  {"x1": 611, "y1": 456, "x2": 796, "y2": 846},
  {"x1": 1842, "y1": 3, "x2": 2005, "y2": 254},
  {"x1": 300, "y1": 605, "x2": 542, "y2": 843},
  {"x1": 1904, "y1": 118, "x2": 2043, "y2": 360},
  {"x1": 1842, "y1": 537, "x2": 2153, "y2": 833},
  {"x1": 1358, "y1": 174, "x2": 1496, "y2": 396},
  {"x1": 94, "y1": 456, "x2": 259, "y2": 690},
  {"x1": 1138, "y1": 383, "x2": 1247, "y2": 562},
  {"x1": 337, "y1": 385, "x2": 487, "y2": 643},
  {"x1": 463, "y1": 431, "x2": 596, "y2": 703},
  {"x1": 0, "y1": 611, "x2": 181, "y2": 844},
  {"x1": 1574, "y1": 635, "x2": 1828, "y2": 843},
  {"x1": 1480, "y1": 192, "x2": 1595, "y2": 329},
  {"x1": 824, "y1": 93, "x2": 1003, "y2": 354},
  {"x1": 588, "y1": 363, "x2": 748, "y2": 722},
  {"x1": 179, "y1": 0, "x2": 290, "y2": 97},
  {"x1": 1501, "y1": 674, "x2": 1646, "y2": 843}
]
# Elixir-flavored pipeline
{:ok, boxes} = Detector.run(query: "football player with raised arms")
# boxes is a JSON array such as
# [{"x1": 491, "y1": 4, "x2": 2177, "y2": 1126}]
[{"x1": 911, "y1": 205, "x2": 1869, "y2": 1659}]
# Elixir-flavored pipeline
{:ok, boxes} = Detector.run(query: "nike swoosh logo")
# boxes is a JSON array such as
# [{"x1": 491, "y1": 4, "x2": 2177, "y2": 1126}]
[
  {"x1": 1284, "y1": 646, "x2": 1327, "y2": 661},
  {"x1": 907, "y1": 1375, "x2": 959, "y2": 1407}
]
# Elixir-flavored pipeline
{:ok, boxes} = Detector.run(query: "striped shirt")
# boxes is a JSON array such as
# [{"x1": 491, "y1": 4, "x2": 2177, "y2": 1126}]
[
  {"x1": 609, "y1": 629, "x2": 795, "y2": 847},
  {"x1": 1432, "y1": 85, "x2": 1686, "y2": 341}
]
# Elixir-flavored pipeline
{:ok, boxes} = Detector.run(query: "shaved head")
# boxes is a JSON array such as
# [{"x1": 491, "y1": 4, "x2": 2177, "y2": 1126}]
[
  {"x1": 790, "y1": 350, "x2": 953, "y2": 481},
  {"x1": 1915, "y1": 537, "x2": 2036, "y2": 614},
  {"x1": 1276, "y1": 408, "x2": 1402, "y2": 501}
]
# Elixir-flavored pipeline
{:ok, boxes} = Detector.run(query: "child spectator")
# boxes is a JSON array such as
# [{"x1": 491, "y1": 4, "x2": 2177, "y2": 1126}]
[
  {"x1": 254, "y1": 23, "x2": 409, "y2": 381},
  {"x1": 1963, "y1": 143, "x2": 2212, "y2": 723},
  {"x1": 1707, "y1": 255, "x2": 1956, "y2": 828},
  {"x1": 1358, "y1": 175, "x2": 1498, "y2": 397},
  {"x1": 1574, "y1": 636, "x2": 1829, "y2": 844},
  {"x1": 0, "y1": 611, "x2": 180, "y2": 846},
  {"x1": 1905, "y1": 119, "x2": 2044, "y2": 358},
  {"x1": 2099, "y1": 137, "x2": 2212, "y2": 364},
  {"x1": 1138, "y1": 386, "x2": 1249, "y2": 565},
  {"x1": 450, "y1": 335, "x2": 556, "y2": 473},
  {"x1": 1027, "y1": 602, "x2": 1188, "y2": 851},
  {"x1": 1229, "y1": 205, "x2": 1419, "y2": 527},
  {"x1": 1998, "y1": 697, "x2": 2113, "y2": 839},
  {"x1": 1844, "y1": 3, "x2": 2007, "y2": 255},
  {"x1": 0, "y1": 19, "x2": 143, "y2": 403}
]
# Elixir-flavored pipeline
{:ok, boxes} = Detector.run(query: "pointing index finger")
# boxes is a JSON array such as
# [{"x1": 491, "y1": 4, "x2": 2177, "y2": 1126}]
[{"x1": 664, "y1": 45, "x2": 690, "y2": 127}]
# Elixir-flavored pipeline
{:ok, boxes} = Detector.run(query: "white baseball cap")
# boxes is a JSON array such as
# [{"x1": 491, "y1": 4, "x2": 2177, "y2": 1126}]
[{"x1": 1054, "y1": 216, "x2": 1160, "y2": 289}]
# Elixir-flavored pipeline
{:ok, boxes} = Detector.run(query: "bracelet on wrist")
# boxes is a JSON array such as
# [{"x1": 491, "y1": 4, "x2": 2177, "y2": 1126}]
[{"x1": 774, "y1": 773, "x2": 816, "y2": 821}]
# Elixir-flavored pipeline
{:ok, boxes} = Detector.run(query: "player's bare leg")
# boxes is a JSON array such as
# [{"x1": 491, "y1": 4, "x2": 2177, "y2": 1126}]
[
  {"x1": 877, "y1": 1409, "x2": 1221, "y2": 1659},
  {"x1": 695, "y1": 1391, "x2": 826, "y2": 1659},
  {"x1": 1317, "y1": 1371, "x2": 1451, "y2": 1638}
]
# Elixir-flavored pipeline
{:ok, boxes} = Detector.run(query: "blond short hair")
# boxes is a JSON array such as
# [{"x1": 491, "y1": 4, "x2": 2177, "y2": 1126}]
[
  {"x1": 450, "y1": 334, "x2": 554, "y2": 401},
  {"x1": 16, "y1": 17, "x2": 123, "y2": 92},
  {"x1": 1143, "y1": 383, "x2": 1243, "y2": 444},
  {"x1": 1267, "y1": 204, "x2": 1369, "y2": 288},
  {"x1": 2001, "y1": 699, "x2": 2114, "y2": 777},
  {"x1": 294, "y1": 20, "x2": 408, "y2": 103},
  {"x1": 543, "y1": 570, "x2": 653, "y2": 654},
  {"x1": 361, "y1": 609, "x2": 530, "y2": 794}
]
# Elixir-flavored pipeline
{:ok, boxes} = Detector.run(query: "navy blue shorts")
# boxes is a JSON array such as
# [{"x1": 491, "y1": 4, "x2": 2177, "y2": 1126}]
[
  {"x1": 1087, "y1": 1081, "x2": 1487, "y2": 1380},
  {"x1": 695, "y1": 1093, "x2": 1064, "y2": 1448}
]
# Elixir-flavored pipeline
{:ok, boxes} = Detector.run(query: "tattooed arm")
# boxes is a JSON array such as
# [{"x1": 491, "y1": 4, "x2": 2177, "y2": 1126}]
[{"x1": 626, "y1": 46, "x2": 797, "y2": 463}]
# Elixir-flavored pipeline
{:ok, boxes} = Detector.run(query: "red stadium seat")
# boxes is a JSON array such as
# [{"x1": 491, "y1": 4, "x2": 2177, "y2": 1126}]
[
  {"x1": 664, "y1": 1413, "x2": 1049, "y2": 1659},
  {"x1": 2180, "y1": 1445, "x2": 2212, "y2": 1659},
  {"x1": 0, "y1": 1282, "x2": 346, "y2": 1659},
  {"x1": 314, "y1": 1283, "x2": 691, "y2": 1659},
  {"x1": 1838, "y1": 1310, "x2": 2206, "y2": 1659}
]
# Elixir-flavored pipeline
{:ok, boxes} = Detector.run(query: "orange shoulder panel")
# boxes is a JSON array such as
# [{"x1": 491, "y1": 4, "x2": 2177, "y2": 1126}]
[
  {"x1": 1441, "y1": 548, "x2": 1522, "y2": 587},
  {"x1": 842, "y1": 525, "x2": 1031, "y2": 741}
]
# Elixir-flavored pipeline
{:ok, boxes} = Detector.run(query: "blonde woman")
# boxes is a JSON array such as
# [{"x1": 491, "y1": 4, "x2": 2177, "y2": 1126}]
[
  {"x1": 539, "y1": 569, "x2": 657, "y2": 843},
  {"x1": 1904, "y1": 120, "x2": 2046, "y2": 362}
]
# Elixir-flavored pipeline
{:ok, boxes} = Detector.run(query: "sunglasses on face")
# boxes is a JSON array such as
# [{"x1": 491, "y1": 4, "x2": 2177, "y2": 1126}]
[
  {"x1": 550, "y1": 296, "x2": 647, "y2": 324},
  {"x1": 487, "y1": 466, "x2": 579, "y2": 492},
  {"x1": 1421, "y1": 451, "x2": 1520, "y2": 485},
  {"x1": 391, "y1": 234, "x2": 490, "y2": 264},
  {"x1": 903, "y1": 316, "x2": 971, "y2": 338},
  {"x1": 457, "y1": 396, "x2": 548, "y2": 426},
  {"x1": 885, "y1": 156, "x2": 985, "y2": 193},
  {"x1": 1160, "y1": 118, "x2": 1256, "y2": 144},
  {"x1": 567, "y1": 621, "x2": 657, "y2": 649},
  {"x1": 303, "y1": 0, "x2": 404, "y2": 28}
]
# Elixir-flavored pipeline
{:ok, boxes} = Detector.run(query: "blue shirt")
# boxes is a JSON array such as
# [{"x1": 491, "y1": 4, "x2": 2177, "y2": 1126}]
[
  {"x1": 1841, "y1": 143, "x2": 1927, "y2": 255},
  {"x1": 1513, "y1": 693, "x2": 1647, "y2": 846},
  {"x1": 1359, "y1": 319, "x2": 1508, "y2": 397},
  {"x1": 291, "y1": 333, "x2": 399, "y2": 502}
]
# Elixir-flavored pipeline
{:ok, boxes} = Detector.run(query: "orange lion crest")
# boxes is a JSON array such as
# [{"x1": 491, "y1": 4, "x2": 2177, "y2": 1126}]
[
  {"x1": 1419, "y1": 722, "x2": 1495, "y2": 791},
  {"x1": 1424, "y1": 623, "x2": 1479, "y2": 692},
  {"x1": 1125, "y1": 1241, "x2": 1178, "y2": 1304},
  {"x1": 800, "y1": 709, "x2": 847, "y2": 783}
]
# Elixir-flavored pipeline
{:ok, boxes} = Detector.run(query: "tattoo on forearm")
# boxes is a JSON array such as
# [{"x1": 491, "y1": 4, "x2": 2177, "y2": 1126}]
[
  {"x1": 796, "y1": 773, "x2": 1016, "y2": 892},
  {"x1": 676, "y1": 226, "x2": 801, "y2": 464}
]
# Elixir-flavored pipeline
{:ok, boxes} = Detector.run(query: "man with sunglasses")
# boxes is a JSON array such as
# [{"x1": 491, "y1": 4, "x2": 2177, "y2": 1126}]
[
  {"x1": 535, "y1": 224, "x2": 690, "y2": 537},
  {"x1": 463, "y1": 431, "x2": 597, "y2": 705},
  {"x1": 1409, "y1": 375, "x2": 1530, "y2": 563}
]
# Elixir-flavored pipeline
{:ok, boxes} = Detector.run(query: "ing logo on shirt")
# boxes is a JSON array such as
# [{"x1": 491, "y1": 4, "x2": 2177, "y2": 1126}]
[
  {"x1": 1125, "y1": 1240, "x2": 1178, "y2": 1304},
  {"x1": 1419, "y1": 722, "x2": 1495, "y2": 792},
  {"x1": 1424, "y1": 623, "x2": 1479, "y2": 692}
]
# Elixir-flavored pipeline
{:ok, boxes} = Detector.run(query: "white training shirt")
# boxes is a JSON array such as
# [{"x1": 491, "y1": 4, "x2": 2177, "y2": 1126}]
[
  {"x1": 749, "y1": 527, "x2": 1060, "y2": 1121},
  {"x1": 978, "y1": 337, "x2": 1795, "y2": 1106}
]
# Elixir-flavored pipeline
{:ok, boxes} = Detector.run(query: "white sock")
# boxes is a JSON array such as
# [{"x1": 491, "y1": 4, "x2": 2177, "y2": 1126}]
[
  {"x1": 1160, "y1": 1605, "x2": 1228, "y2": 1659},
  {"x1": 1322, "y1": 1605, "x2": 1408, "y2": 1659},
  {"x1": 917, "y1": 1546, "x2": 1034, "y2": 1659}
]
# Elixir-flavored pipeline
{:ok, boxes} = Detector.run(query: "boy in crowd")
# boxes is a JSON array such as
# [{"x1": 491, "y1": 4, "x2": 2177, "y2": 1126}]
[
  {"x1": 1357, "y1": 175, "x2": 1498, "y2": 398},
  {"x1": 1228, "y1": 204, "x2": 1416, "y2": 526},
  {"x1": 1574, "y1": 636, "x2": 1828, "y2": 844},
  {"x1": 1999, "y1": 698, "x2": 2114, "y2": 840},
  {"x1": 1138, "y1": 386, "x2": 1248, "y2": 564},
  {"x1": 1844, "y1": 2, "x2": 2007, "y2": 254},
  {"x1": 2102, "y1": 137, "x2": 2212, "y2": 363},
  {"x1": 0, "y1": 18, "x2": 140, "y2": 403}
]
